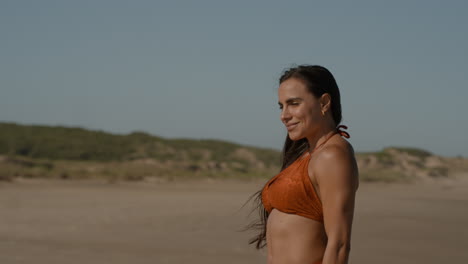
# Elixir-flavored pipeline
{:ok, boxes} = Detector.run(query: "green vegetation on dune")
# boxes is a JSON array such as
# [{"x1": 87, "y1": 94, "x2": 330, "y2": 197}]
[
  {"x1": 0, "y1": 122, "x2": 136, "y2": 161},
  {"x1": 383, "y1": 147, "x2": 433, "y2": 159},
  {"x1": 0, "y1": 122, "x2": 281, "y2": 181},
  {"x1": 2, "y1": 122, "x2": 460, "y2": 183},
  {"x1": 0, "y1": 122, "x2": 279, "y2": 165}
]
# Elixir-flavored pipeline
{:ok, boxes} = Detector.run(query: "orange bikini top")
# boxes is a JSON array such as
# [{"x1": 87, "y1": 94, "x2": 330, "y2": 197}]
[{"x1": 261, "y1": 125, "x2": 350, "y2": 223}]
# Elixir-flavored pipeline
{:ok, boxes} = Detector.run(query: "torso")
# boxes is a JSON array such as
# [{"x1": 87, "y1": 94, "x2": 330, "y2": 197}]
[
  {"x1": 263, "y1": 133, "x2": 353, "y2": 264},
  {"x1": 266, "y1": 210, "x2": 327, "y2": 264}
]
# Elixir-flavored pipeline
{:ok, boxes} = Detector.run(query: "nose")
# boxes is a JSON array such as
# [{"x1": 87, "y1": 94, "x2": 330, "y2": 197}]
[{"x1": 280, "y1": 107, "x2": 291, "y2": 123}]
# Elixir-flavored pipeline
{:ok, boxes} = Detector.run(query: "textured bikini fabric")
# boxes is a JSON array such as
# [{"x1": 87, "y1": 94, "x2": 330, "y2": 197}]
[
  {"x1": 261, "y1": 126, "x2": 350, "y2": 222},
  {"x1": 261, "y1": 148, "x2": 324, "y2": 222}
]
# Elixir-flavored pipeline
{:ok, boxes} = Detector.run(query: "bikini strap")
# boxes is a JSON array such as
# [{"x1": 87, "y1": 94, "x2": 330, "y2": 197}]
[
  {"x1": 337, "y1": 125, "x2": 350, "y2": 139},
  {"x1": 308, "y1": 130, "x2": 337, "y2": 155},
  {"x1": 304, "y1": 125, "x2": 350, "y2": 157}
]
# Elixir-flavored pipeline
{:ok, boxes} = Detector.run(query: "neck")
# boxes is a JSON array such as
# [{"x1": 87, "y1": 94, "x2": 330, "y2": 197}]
[{"x1": 306, "y1": 123, "x2": 336, "y2": 153}]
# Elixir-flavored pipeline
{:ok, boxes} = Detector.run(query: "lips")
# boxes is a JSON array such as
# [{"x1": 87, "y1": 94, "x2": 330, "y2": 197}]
[{"x1": 286, "y1": 122, "x2": 299, "y2": 131}]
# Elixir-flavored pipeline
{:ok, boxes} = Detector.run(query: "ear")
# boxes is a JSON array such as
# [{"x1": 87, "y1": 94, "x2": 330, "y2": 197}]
[{"x1": 320, "y1": 93, "x2": 332, "y2": 113}]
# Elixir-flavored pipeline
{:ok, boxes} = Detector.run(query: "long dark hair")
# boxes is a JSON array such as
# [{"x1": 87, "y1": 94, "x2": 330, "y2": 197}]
[{"x1": 246, "y1": 65, "x2": 343, "y2": 249}]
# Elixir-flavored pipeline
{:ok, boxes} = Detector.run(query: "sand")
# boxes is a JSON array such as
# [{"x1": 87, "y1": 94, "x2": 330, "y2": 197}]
[{"x1": 1, "y1": 178, "x2": 467, "y2": 264}]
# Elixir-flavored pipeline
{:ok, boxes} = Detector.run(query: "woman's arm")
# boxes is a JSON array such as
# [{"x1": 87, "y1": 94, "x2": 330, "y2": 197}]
[{"x1": 313, "y1": 144, "x2": 359, "y2": 264}]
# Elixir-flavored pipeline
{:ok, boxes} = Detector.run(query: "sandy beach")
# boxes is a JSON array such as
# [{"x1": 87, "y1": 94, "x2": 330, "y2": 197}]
[{"x1": 1, "y1": 178, "x2": 467, "y2": 264}]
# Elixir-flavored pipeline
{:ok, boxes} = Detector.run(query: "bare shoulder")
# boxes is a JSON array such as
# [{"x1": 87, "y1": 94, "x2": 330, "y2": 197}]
[
  {"x1": 320, "y1": 135, "x2": 354, "y2": 157},
  {"x1": 309, "y1": 136, "x2": 359, "y2": 190},
  {"x1": 311, "y1": 135, "x2": 355, "y2": 165}
]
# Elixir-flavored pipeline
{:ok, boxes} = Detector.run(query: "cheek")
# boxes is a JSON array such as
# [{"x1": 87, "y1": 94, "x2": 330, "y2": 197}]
[
  {"x1": 300, "y1": 109, "x2": 320, "y2": 126},
  {"x1": 297, "y1": 107, "x2": 314, "y2": 122}
]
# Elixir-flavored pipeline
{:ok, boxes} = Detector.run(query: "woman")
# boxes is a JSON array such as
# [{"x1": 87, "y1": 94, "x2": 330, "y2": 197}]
[{"x1": 249, "y1": 65, "x2": 359, "y2": 264}]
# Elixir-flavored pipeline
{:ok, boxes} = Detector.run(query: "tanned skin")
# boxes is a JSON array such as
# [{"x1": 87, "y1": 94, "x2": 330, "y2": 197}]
[{"x1": 268, "y1": 78, "x2": 359, "y2": 264}]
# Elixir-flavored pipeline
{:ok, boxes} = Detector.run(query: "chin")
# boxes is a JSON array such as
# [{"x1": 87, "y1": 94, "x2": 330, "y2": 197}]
[{"x1": 288, "y1": 132, "x2": 305, "y2": 141}]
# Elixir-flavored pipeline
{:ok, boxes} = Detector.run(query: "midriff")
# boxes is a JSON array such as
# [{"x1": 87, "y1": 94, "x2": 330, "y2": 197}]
[{"x1": 266, "y1": 209, "x2": 327, "y2": 264}]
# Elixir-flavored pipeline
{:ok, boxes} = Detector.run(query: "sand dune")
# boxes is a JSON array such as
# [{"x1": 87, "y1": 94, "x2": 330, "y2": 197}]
[{"x1": 1, "y1": 178, "x2": 467, "y2": 264}]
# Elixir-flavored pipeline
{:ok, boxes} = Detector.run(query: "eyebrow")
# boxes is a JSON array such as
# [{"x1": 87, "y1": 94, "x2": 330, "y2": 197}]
[{"x1": 278, "y1": 97, "x2": 303, "y2": 105}]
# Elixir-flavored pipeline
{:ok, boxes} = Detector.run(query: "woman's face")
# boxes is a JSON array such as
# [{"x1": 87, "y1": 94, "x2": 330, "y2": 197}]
[{"x1": 278, "y1": 78, "x2": 324, "y2": 141}]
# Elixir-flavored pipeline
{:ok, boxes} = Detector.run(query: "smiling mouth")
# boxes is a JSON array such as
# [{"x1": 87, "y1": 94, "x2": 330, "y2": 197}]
[{"x1": 286, "y1": 122, "x2": 299, "y2": 131}]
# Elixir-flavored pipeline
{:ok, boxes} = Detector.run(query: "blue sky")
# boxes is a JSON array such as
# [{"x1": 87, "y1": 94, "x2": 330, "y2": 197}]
[{"x1": 1, "y1": 0, "x2": 467, "y2": 156}]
